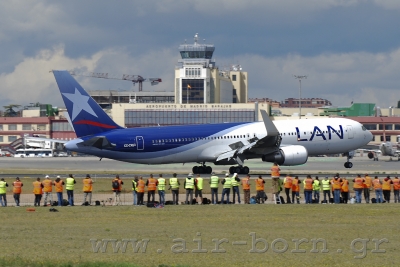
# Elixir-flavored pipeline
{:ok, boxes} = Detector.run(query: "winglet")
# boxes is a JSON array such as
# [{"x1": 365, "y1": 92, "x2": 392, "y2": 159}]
[{"x1": 260, "y1": 110, "x2": 279, "y2": 136}]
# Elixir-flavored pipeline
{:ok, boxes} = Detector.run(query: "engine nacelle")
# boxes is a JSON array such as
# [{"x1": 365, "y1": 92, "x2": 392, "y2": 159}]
[{"x1": 262, "y1": 145, "x2": 308, "y2": 166}]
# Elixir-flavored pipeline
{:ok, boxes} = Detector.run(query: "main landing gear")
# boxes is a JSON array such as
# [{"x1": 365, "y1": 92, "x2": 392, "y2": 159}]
[
  {"x1": 229, "y1": 166, "x2": 250, "y2": 175},
  {"x1": 192, "y1": 165, "x2": 212, "y2": 174}
]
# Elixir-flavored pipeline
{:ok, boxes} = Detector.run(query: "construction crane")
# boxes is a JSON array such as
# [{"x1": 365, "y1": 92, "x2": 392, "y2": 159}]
[{"x1": 68, "y1": 71, "x2": 162, "y2": 92}]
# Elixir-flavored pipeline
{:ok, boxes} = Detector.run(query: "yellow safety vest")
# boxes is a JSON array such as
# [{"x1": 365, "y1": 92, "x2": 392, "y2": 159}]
[
  {"x1": 158, "y1": 178, "x2": 166, "y2": 191},
  {"x1": 321, "y1": 180, "x2": 330, "y2": 190},
  {"x1": 196, "y1": 178, "x2": 203, "y2": 190},
  {"x1": 66, "y1": 178, "x2": 75, "y2": 190},
  {"x1": 0, "y1": 181, "x2": 7, "y2": 194},
  {"x1": 210, "y1": 176, "x2": 219, "y2": 188},
  {"x1": 231, "y1": 176, "x2": 239, "y2": 187},
  {"x1": 132, "y1": 180, "x2": 137, "y2": 191},
  {"x1": 185, "y1": 178, "x2": 194, "y2": 189},
  {"x1": 170, "y1": 178, "x2": 179, "y2": 189},
  {"x1": 223, "y1": 178, "x2": 232, "y2": 189}
]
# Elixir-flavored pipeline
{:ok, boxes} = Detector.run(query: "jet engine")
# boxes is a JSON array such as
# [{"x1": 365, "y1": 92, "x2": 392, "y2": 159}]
[{"x1": 262, "y1": 145, "x2": 308, "y2": 166}]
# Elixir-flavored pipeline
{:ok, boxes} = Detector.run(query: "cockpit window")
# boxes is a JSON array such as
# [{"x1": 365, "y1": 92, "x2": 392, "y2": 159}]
[{"x1": 362, "y1": 126, "x2": 367, "y2": 131}]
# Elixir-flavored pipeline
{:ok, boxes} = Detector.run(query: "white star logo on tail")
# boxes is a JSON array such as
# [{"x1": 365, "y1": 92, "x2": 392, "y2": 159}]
[{"x1": 62, "y1": 88, "x2": 98, "y2": 121}]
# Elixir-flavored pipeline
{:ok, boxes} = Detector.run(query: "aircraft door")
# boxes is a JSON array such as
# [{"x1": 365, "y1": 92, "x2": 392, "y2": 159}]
[
  {"x1": 136, "y1": 136, "x2": 144, "y2": 150},
  {"x1": 347, "y1": 125, "x2": 354, "y2": 139}
]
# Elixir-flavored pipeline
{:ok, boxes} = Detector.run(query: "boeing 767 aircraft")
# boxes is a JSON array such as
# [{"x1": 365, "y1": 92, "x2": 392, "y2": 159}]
[{"x1": 53, "y1": 70, "x2": 373, "y2": 174}]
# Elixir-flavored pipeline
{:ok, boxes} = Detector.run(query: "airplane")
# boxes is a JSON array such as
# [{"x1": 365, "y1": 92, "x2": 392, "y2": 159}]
[
  {"x1": 366, "y1": 142, "x2": 400, "y2": 161},
  {"x1": 52, "y1": 70, "x2": 374, "y2": 174}
]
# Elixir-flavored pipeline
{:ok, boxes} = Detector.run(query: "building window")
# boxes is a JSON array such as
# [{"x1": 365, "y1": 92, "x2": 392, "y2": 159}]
[
  {"x1": 232, "y1": 75, "x2": 237, "y2": 81},
  {"x1": 0, "y1": 136, "x2": 3, "y2": 142},
  {"x1": 182, "y1": 79, "x2": 204, "y2": 104},
  {"x1": 394, "y1": 124, "x2": 400, "y2": 130},
  {"x1": 380, "y1": 135, "x2": 391, "y2": 142},
  {"x1": 37, "y1": 124, "x2": 46, "y2": 131},
  {"x1": 8, "y1": 125, "x2": 17, "y2": 130},
  {"x1": 8, "y1": 136, "x2": 17, "y2": 142},
  {"x1": 363, "y1": 124, "x2": 376, "y2": 130},
  {"x1": 22, "y1": 124, "x2": 32, "y2": 131},
  {"x1": 378, "y1": 124, "x2": 392, "y2": 130},
  {"x1": 0, "y1": 125, "x2": 2, "y2": 131}
]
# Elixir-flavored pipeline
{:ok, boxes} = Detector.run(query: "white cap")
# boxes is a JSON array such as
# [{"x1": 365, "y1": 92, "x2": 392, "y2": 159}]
[
  {"x1": 45, "y1": 175, "x2": 49, "y2": 178},
  {"x1": 225, "y1": 173, "x2": 230, "y2": 177},
  {"x1": 56, "y1": 176, "x2": 60, "y2": 178},
  {"x1": 233, "y1": 173, "x2": 238, "y2": 177}
]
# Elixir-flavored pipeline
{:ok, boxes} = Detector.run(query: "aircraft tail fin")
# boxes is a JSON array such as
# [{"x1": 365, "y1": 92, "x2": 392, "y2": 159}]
[{"x1": 52, "y1": 70, "x2": 123, "y2": 138}]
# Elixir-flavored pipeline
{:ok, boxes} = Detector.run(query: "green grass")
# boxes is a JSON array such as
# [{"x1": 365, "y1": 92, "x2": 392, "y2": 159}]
[{"x1": 0, "y1": 204, "x2": 398, "y2": 266}]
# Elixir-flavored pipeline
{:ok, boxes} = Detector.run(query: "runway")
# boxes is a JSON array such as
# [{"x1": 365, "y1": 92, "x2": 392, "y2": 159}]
[{"x1": 0, "y1": 155, "x2": 398, "y2": 177}]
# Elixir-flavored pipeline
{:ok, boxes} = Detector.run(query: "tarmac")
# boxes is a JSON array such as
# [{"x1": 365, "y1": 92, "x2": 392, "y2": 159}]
[{"x1": 0, "y1": 154, "x2": 399, "y2": 178}]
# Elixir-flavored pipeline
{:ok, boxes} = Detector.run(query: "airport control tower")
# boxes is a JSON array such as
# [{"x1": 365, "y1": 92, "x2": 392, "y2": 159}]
[{"x1": 174, "y1": 33, "x2": 248, "y2": 104}]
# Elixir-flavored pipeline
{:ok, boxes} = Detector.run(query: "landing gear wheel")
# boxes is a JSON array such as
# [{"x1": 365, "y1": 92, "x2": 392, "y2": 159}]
[
  {"x1": 229, "y1": 166, "x2": 235, "y2": 174},
  {"x1": 197, "y1": 166, "x2": 204, "y2": 174},
  {"x1": 193, "y1": 166, "x2": 198, "y2": 173},
  {"x1": 242, "y1": 166, "x2": 250, "y2": 174},
  {"x1": 234, "y1": 167, "x2": 242, "y2": 174},
  {"x1": 206, "y1": 166, "x2": 212, "y2": 174},
  {"x1": 348, "y1": 162, "x2": 353, "y2": 168}
]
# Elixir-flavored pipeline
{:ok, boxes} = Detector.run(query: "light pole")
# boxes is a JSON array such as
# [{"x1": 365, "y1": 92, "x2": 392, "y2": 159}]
[{"x1": 294, "y1": 75, "x2": 307, "y2": 119}]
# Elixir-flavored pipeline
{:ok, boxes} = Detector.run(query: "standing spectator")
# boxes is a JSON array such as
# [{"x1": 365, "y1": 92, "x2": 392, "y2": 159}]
[
  {"x1": 393, "y1": 176, "x2": 400, "y2": 203},
  {"x1": 112, "y1": 175, "x2": 124, "y2": 206},
  {"x1": 83, "y1": 174, "x2": 94, "y2": 205},
  {"x1": 132, "y1": 176, "x2": 138, "y2": 205},
  {"x1": 43, "y1": 175, "x2": 53, "y2": 206},
  {"x1": 157, "y1": 174, "x2": 166, "y2": 205},
  {"x1": 195, "y1": 174, "x2": 203, "y2": 204},
  {"x1": 312, "y1": 176, "x2": 321, "y2": 204},
  {"x1": 242, "y1": 174, "x2": 251, "y2": 204},
  {"x1": 321, "y1": 176, "x2": 331, "y2": 203},
  {"x1": 352, "y1": 174, "x2": 365, "y2": 204},
  {"x1": 33, "y1": 178, "x2": 43, "y2": 207},
  {"x1": 12, "y1": 177, "x2": 23, "y2": 207},
  {"x1": 169, "y1": 173, "x2": 180, "y2": 205},
  {"x1": 382, "y1": 176, "x2": 393, "y2": 203},
  {"x1": 256, "y1": 175, "x2": 266, "y2": 204},
  {"x1": 341, "y1": 177, "x2": 349, "y2": 204},
  {"x1": 137, "y1": 176, "x2": 145, "y2": 205},
  {"x1": 303, "y1": 175, "x2": 313, "y2": 204},
  {"x1": 331, "y1": 175, "x2": 342, "y2": 204},
  {"x1": 209, "y1": 172, "x2": 219, "y2": 205},
  {"x1": 0, "y1": 178, "x2": 8, "y2": 207},
  {"x1": 146, "y1": 174, "x2": 157, "y2": 204},
  {"x1": 372, "y1": 176, "x2": 383, "y2": 203},
  {"x1": 291, "y1": 176, "x2": 300, "y2": 204},
  {"x1": 54, "y1": 176, "x2": 64, "y2": 207},
  {"x1": 271, "y1": 162, "x2": 281, "y2": 198},
  {"x1": 283, "y1": 174, "x2": 293, "y2": 204},
  {"x1": 184, "y1": 173, "x2": 195, "y2": 205},
  {"x1": 231, "y1": 173, "x2": 241, "y2": 204},
  {"x1": 363, "y1": 173, "x2": 372, "y2": 203},
  {"x1": 221, "y1": 173, "x2": 232, "y2": 204},
  {"x1": 66, "y1": 174, "x2": 76, "y2": 206}
]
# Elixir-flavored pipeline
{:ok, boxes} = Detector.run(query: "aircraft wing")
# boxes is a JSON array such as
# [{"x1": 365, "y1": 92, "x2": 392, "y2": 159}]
[{"x1": 215, "y1": 110, "x2": 281, "y2": 165}]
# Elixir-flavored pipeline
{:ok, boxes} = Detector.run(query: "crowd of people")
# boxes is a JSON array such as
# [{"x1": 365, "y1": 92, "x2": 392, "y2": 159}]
[{"x1": 0, "y1": 163, "x2": 399, "y2": 207}]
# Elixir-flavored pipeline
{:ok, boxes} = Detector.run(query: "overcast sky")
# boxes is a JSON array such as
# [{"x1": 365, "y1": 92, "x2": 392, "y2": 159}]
[{"x1": 1, "y1": 0, "x2": 400, "y2": 110}]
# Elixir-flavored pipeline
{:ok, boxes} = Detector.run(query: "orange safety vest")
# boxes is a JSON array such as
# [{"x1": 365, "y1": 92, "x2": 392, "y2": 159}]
[
  {"x1": 271, "y1": 166, "x2": 280, "y2": 177},
  {"x1": 353, "y1": 178, "x2": 364, "y2": 189},
  {"x1": 304, "y1": 178, "x2": 313, "y2": 190},
  {"x1": 83, "y1": 178, "x2": 93, "y2": 192},
  {"x1": 331, "y1": 179, "x2": 342, "y2": 190},
  {"x1": 363, "y1": 176, "x2": 372, "y2": 189},
  {"x1": 13, "y1": 181, "x2": 22, "y2": 194},
  {"x1": 292, "y1": 179, "x2": 300, "y2": 192},
  {"x1": 284, "y1": 176, "x2": 293, "y2": 189},
  {"x1": 373, "y1": 179, "x2": 382, "y2": 190},
  {"x1": 392, "y1": 178, "x2": 400, "y2": 190},
  {"x1": 43, "y1": 179, "x2": 53, "y2": 193},
  {"x1": 112, "y1": 179, "x2": 122, "y2": 191},
  {"x1": 242, "y1": 178, "x2": 250, "y2": 190},
  {"x1": 137, "y1": 180, "x2": 145, "y2": 193},
  {"x1": 382, "y1": 179, "x2": 392, "y2": 191},
  {"x1": 54, "y1": 180, "x2": 63, "y2": 193},
  {"x1": 147, "y1": 178, "x2": 157, "y2": 191},
  {"x1": 256, "y1": 179, "x2": 264, "y2": 191},
  {"x1": 341, "y1": 180, "x2": 349, "y2": 192},
  {"x1": 33, "y1": 181, "x2": 43, "y2": 195}
]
